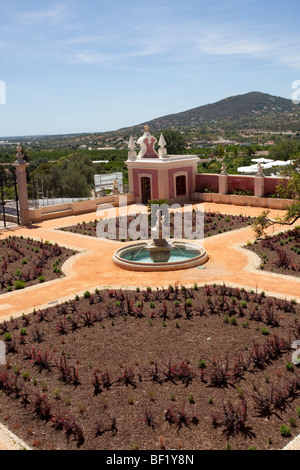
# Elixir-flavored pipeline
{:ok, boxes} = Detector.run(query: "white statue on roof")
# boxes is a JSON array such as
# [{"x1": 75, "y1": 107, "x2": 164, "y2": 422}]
[{"x1": 137, "y1": 126, "x2": 159, "y2": 159}]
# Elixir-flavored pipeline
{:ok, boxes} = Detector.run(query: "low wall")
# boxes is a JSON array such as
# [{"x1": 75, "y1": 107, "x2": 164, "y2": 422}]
[
  {"x1": 29, "y1": 194, "x2": 135, "y2": 223},
  {"x1": 264, "y1": 176, "x2": 285, "y2": 196},
  {"x1": 195, "y1": 173, "x2": 283, "y2": 196},
  {"x1": 192, "y1": 192, "x2": 294, "y2": 210},
  {"x1": 228, "y1": 175, "x2": 254, "y2": 194},
  {"x1": 195, "y1": 174, "x2": 219, "y2": 193},
  {"x1": 0, "y1": 214, "x2": 18, "y2": 224}
]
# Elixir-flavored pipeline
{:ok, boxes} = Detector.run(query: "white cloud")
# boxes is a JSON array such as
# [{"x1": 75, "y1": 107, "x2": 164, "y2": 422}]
[
  {"x1": 196, "y1": 32, "x2": 277, "y2": 57},
  {"x1": 74, "y1": 44, "x2": 164, "y2": 65},
  {"x1": 15, "y1": 3, "x2": 67, "y2": 23},
  {"x1": 280, "y1": 52, "x2": 300, "y2": 70}
]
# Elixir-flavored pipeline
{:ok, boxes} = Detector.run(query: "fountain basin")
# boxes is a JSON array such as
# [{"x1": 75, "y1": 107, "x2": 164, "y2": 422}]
[{"x1": 113, "y1": 241, "x2": 208, "y2": 271}]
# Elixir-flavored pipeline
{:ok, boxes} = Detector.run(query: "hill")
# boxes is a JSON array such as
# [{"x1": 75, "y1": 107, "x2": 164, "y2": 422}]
[
  {"x1": 1, "y1": 92, "x2": 300, "y2": 151},
  {"x1": 118, "y1": 91, "x2": 300, "y2": 135}
]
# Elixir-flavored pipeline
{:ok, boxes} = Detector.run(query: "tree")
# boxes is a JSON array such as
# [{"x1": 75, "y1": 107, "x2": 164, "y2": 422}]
[
  {"x1": 217, "y1": 144, "x2": 225, "y2": 158},
  {"x1": 227, "y1": 145, "x2": 239, "y2": 158},
  {"x1": 252, "y1": 153, "x2": 300, "y2": 237},
  {"x1": 246, "y1": 145, "x2": 256, "y2": 157},
  {"x1": 155, "y1": 129, "x2": 187, "y2": 155},
  {"x1": 269, "y1": 140, "x2": 300, "y2": 161}
]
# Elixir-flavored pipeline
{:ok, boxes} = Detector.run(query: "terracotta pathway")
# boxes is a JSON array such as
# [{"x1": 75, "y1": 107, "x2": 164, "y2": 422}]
[
  {"x1": 0, "y1": 202, "x2": 299, "y2": 450},
  {"x1": 0, "y1": 202, "x2": 299, "y2": 321}
]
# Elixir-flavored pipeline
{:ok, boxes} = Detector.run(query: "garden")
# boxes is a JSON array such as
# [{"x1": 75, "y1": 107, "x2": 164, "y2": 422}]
[
  {"x1": 246, "y1": 227, "x2": 300, "y2": 277},
  {"x1": 0, "y1": 284, "x2": 299, "y2": 450},
  {"x1": 0, "y1": 236, "x2": 76, "y2": 294}
]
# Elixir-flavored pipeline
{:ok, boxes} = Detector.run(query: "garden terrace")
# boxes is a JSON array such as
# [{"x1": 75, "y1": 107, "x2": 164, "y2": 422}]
[
  {"x1": 245, "y1": 227, "x2": 300, "y2": 277},
  {"x1": 59, "y1": 211, "x2": 254, "y2": 241},
  {"x1": 0, "y1": 237, "x2": 76, "y2": 295},
  {"x1": 0, "y1": 285, "x2": 300, "y2": 450}
]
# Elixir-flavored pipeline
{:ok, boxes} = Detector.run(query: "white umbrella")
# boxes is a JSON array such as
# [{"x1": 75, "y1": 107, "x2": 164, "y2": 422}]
[
  {"x1": 251, "y1": 158, "x2": 273, "y2": 163},
  {"x1": 237, "y1": 165, "x2": 259, "y2": 173}
]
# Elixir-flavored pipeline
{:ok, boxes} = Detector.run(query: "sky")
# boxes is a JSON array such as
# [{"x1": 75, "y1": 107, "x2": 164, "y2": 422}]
[{"x1": 0, "y1": 0, "x2": 300, "y2": 137}]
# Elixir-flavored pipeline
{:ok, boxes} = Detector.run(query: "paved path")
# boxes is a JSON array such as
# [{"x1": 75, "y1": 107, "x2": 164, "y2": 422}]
[
  {"x1": 0, "y1": 202, "x2": 299, "y2": 321},
  {"x1": 0, "y1": 202, "x2": 299, "y2": 450}
]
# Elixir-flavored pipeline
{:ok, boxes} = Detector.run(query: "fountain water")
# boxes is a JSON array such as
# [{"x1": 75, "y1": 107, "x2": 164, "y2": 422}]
[{"x1": 113, "y1": 209, "x2": 208, "y2": 272}]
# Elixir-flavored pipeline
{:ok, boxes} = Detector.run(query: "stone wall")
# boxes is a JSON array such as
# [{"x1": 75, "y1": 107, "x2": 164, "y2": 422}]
[
  {"x1": 193, "y1": 173, "x2": 292, "y2": 209},
  {"x1": 195, "y1": 173, "x2": 283, "y2": 196},
  {"x1": 192, "y1": 192, "x2": 294, "y2": 210},
  {"x1": 29, "y1": 194, "x2": 135, "y2": 223}
]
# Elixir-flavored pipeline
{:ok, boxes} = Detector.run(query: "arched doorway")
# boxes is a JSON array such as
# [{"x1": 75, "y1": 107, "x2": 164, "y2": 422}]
[
  {"x1": 176, "y1": 175, "x2": 187, "y2": 197},
  {"x1": 141, "y1": 177, "x2": 151, "y2": 204}
]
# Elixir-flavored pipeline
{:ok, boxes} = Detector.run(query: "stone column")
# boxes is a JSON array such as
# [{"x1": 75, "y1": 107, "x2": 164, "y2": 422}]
[
  {"x1": 157, "y1": 168, "x2": 169, "y2": 200},
  {"x1": 127, "y1": 167, "x2": 134, "y2": 194},
  {"x1": 219, "y1": 164, "x2": 228, "y2": 195},
  {"x1": 12, "y1": 145, "x2": 31, "y2": 226},
  {"x1": 254, "y1": 164, "x2": 265, "y2": 198}
]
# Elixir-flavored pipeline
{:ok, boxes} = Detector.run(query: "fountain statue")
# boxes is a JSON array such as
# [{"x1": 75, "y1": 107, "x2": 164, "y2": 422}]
[{"x1": 148, "y1": 209, "x2": 172, "y2": 262}]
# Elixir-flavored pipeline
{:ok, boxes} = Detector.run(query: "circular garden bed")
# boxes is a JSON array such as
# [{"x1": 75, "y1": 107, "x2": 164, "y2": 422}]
[
  {"x1": 0, "y1": 236, "x2": 76, "y2": 295},
  {"x1": 0, "y1": 284, "x2": 299, "y2": 450},
  {"x1": 245, "y1": 227, "x2": 300, "y2": 277}
]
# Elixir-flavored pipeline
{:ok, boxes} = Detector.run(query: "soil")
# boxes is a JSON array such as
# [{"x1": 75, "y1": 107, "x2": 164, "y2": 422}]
[
  {"x1": 245, "y1": 227, "x2": 300, "y2": 277},
  {"x1": 0, "y1": 284, "x2": 300, "y2": 451},
  {"x1": 59, "y1": 211, "x2": 254, "y2": 241},
  {"x1": 0, "y1": 236, "x2": 76, "y2": 295}
]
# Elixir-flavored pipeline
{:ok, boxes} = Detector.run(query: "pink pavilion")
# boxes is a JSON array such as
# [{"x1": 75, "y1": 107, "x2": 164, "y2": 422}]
[{"x1": 126, "y1": 126, "x2": 200, "y2": 204}]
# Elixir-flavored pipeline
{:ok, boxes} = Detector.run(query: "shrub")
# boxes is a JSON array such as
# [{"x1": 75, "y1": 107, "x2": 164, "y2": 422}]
[
  {"x1": 32, "y1": 392, "x2": 52, "y2": 421},
  {"x1": 211, "y1": 399, "x2": 248, "y2": 435},
  {"x1": 14, "y1": 280, "x2": 26, "y2": 290},
  {"x1": 56, "y1": 355, "x2": 80, "y2": 385},
  {"x1": 280, "y1": 425, "x2": 291, "y2": 437},
  {"x1": 261, "y1": 327, "x2": 270, "y2": 336},
  {"x1": 143, "y1": 409, "x2": 156, "y2": 429}
]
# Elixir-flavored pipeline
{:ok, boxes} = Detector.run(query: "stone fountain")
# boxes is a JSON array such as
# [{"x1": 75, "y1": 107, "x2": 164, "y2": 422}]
[
  {"x1": 147, "y1": 210, "x2": 172, "y2": 262},
  {"x1": 113, "y1": 207, "x2": 208, "y2": 272}
]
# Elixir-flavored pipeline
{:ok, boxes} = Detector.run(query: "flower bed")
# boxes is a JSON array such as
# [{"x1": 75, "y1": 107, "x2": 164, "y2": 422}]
[
  {"x1": 60, "y1": 212, "x2": 254, "y2": 241},
  {"x1": 0, "y1": 236, "x2": 76, "y2": 295},
  {"x1": 0, "y1": 284, "x2": 299, "y2": 450},
  {"x1": 245, "y1": 227, "x2": 300, "y2": 277}
]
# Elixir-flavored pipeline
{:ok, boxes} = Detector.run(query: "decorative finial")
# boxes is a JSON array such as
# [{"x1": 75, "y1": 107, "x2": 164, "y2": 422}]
[
  {"x1": 15, "y1": 144, "x2": 26, "y2": 164},
  {"x1": 128, "y1": 135, "x2": 137, "y2": 161},
  {"x1": 137, "y1": 126, "x2": 158, "y2": 158},
  {"x1": 220, "y1": 163, "x2": 227, "y2": 175},
  {"x1": 128, "y1": 135, "x2": 135, "y2": 151},
  {"x1": 256, "y1": 163, "x2": 265, "y2": 177},
  {"x1": 158, "y1": 133, "x2": 167, "y2": 158}
]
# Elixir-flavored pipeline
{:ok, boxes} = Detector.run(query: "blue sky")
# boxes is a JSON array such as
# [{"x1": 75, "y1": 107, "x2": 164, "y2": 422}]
[{"x1": 0, "y1": 0, "x2": 300, "y2": 137}]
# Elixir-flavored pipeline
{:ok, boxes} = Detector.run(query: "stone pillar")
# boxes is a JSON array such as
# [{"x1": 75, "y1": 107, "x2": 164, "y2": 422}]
[
  {"x1": 127, "y1": 167, "x2": 134, "y2": 194},
  {"x1": 157, "y1": 168, "x2": 169, "y2": 200},
  {"x1": 254, "y1": 164, "x2": 265, "y2": 198},
  {"x1": 219, "y1": 164, "x2": 228, "y2": 195},
  {"x1": 12, "y1": 145, "x2": 31, "y2": 226}
]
